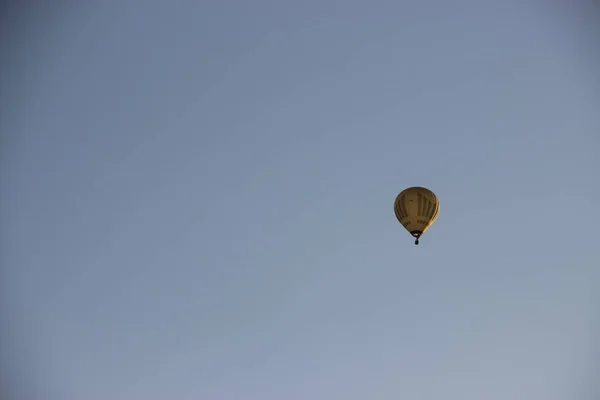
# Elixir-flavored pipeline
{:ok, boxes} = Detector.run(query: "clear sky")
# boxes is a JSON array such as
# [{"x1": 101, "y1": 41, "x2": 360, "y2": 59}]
[{"x1": 1, "y1": 1, "x2": 599, "y2": 399}]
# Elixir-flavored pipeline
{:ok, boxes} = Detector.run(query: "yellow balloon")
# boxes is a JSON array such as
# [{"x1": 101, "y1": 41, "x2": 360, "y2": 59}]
[{"x1": 394, "y1": 187, "x2": 440, "y2": 245}]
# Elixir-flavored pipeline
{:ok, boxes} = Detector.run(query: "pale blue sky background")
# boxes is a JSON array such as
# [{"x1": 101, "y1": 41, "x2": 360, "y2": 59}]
[{"x1": 1, "y1": 1, "x2": 599, "y2": 399}]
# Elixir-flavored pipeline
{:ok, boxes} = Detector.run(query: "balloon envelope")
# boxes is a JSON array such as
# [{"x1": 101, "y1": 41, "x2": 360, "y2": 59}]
[{"x1": 394, "y1": 187, "x2": 439, "y2": 244}]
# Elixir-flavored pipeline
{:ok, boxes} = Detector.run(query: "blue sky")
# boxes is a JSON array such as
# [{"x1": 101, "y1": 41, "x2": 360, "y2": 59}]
[{"x1": 1, "y1": 1, "x2": 599, "y2": 399}]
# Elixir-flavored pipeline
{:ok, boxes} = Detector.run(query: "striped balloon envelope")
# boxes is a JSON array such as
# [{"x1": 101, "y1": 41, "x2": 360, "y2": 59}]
[{"x1": 394, "y1": 187, "x2": 440, "y2": 245}]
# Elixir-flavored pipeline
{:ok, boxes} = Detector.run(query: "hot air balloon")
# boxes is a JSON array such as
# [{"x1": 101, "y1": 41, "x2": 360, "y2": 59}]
[{"x1": 394, "y1": 187, "x2": 440, "y2": 245}]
